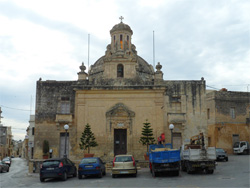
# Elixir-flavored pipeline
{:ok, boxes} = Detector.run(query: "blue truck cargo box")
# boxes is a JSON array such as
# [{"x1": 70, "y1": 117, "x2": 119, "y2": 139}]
[{"x1": 149, "y1": 144, "x2": 181, "y2": 163}]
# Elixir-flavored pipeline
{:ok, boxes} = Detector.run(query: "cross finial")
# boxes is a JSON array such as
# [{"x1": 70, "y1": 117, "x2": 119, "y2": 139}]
[{"x1": 119, "y1": 16, "x2": 124, "y2": 23}]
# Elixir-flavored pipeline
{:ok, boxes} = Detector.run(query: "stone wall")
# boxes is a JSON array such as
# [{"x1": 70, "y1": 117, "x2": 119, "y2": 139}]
[{"x1": 207, "y1": 90, "x2": 250, "y2": 153}]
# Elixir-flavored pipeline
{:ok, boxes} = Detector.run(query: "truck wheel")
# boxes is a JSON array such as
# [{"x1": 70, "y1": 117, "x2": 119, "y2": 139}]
[
  {"x1": 78, "y1": 174, "x2": 82, "y2": 179},
  {"x1": 207, "y1": 169, "x2": 214, "y2": 174},
  {"x1": 152, "y1": 170, "x2": 157, "y2": 177},
  {"x1": 187, "y1": 167, "x2": 192, "y2": 174},
  {"x1": 181, "y1": 164, "x2": 186, "y2": 172},
  {"x1": 174, "y1": 171, "x2": 179, "y2": 176}
]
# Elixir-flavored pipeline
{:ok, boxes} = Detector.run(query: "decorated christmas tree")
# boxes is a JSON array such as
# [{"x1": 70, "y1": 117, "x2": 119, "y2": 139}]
[
  {"x1": 79, "y1": 123, "x2": 98, "y2": 153},
  {"x1": 139, "y1": 119, "x2": 156, "y2": 152}
]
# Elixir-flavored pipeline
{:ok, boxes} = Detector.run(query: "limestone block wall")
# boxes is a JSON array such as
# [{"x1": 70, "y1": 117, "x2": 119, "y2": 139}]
[
  {"x1": 163, "y1": 80, "x2": 207, "y2": 146},
  {"x1": 207, "y1": 90, "x2": 250, "y2": 153},
  {"x1": 34, "y1": 80, "x2": 77, "y2": 159},
  {"x1": 74, "y1": 88, "x2": 165, "y2": 160}
]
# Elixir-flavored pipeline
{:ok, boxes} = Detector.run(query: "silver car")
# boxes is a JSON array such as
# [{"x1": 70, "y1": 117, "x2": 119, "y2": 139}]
[{"x1": 112, "y1": 155, "x2": 137, "y2": 178}]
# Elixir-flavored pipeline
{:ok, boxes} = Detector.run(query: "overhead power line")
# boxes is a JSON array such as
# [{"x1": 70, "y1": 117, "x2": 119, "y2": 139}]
[{"x1": 0, "y1": 105, "x2": 31, "y2": 112}]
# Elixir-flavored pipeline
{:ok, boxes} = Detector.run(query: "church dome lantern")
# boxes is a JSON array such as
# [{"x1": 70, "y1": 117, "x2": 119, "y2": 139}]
[{"x1": 110, "y1": 16, "x2": 133, "y2": 52}]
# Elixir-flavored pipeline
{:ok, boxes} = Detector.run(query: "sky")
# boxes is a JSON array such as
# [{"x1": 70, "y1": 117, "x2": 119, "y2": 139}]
[{"x1": 0, "y1": 0, "x2": 249, "y2": 141}]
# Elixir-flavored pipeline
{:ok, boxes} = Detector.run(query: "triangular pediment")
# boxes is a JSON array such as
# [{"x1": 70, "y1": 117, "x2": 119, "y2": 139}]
[{"x1": 106, "y1": 103, "x2": 135, "y2": 117}]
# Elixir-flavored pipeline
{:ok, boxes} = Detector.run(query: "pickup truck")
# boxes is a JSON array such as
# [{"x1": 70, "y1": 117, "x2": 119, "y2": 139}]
[
  {"x1": 180, "y1": 133, "x2": 216, "y2": 174},
  {"x1": 149, "y1": 143, "x2": 180, "y2": 177},
  {"x1": 233, "y1": 141, "x2": 250, "y2": 154}
]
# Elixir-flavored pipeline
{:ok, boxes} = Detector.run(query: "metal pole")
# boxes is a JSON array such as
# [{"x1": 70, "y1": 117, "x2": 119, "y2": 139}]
[
  {"x1": 64, "y1": 130, "x2": 67, "y2": 158},
  {"x1": 171, "y1": 129, "x2": 173, "y2": 149},
  {"x1": 88, "y1": 34, "x2": 90, "y2": 71},
  {"x1": 153, "y1": 31, "x2": 155, "y2": 68}
]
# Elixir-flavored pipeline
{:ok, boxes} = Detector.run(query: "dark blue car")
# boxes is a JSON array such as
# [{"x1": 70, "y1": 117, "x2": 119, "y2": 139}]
[
  {"x1": 40, "y1": 158, "x2": 77, "y2": 182},
  {"x1": 78, "y1": 157, "x2": 106, "y2": 179}
]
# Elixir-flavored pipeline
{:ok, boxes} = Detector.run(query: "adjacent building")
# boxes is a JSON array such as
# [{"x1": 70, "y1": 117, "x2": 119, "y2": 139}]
[
  {"x1": 27, "y1": 115, "x2": 35, "y2": 159},
  {"x1": 34, "y1": 20, "x2": 207, "y2": 161},
  {"x1": 207, "y1": 89, "x2": 250, "y2": 153}
]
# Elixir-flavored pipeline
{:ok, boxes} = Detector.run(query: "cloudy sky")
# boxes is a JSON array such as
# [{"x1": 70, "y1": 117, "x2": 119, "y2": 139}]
[{"x1": 0, "y1": 0, "x2": 249, "y2": 141}]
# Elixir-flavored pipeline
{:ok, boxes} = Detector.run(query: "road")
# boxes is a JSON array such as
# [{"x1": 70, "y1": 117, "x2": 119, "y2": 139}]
[{"x1": 0, "y1": 155, "x2": 249, "y2": 188}]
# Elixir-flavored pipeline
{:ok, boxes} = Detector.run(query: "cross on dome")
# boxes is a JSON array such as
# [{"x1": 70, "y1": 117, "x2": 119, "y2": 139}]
[{"x1": 119, "y1": 16, "x2": 124, "y2": 23}]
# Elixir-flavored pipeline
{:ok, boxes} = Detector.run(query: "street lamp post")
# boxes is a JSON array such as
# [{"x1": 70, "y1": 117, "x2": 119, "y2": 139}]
[
  {"x1": 63, "y1": 124, "x2": 69, "y2": 158},
  {"x1": 169, "y1": 124, "x2": 174, "y2": 149}
]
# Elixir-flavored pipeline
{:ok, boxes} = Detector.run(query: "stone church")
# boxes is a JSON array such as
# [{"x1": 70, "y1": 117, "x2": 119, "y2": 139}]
[{"x1": 34, "y1": 19, "x2": 207, "y2": 161}]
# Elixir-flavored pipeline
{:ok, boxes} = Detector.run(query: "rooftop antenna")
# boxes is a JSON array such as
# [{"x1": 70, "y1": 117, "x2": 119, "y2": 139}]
[
  {"x1": 88, "y1": 34, "x2": 90, "y2": 71},
  {"x1": 153, "y1": 30, "x2": 155, "y2": 68}
]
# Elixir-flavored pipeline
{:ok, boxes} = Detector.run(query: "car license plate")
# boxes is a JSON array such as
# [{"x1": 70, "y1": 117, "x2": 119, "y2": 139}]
[
  {"x1": 201, "y1": 163, "x2": 205, "y2": 166},
  {"x1": 163, "y1": 164, "x2": 169, "y2": 167},
  {"x1": 85, "y1": 165, "x2": 93, "y2": 168},
  {"x1": 120, "y1": 171, "x2": 128, "y2": 174},
  {"x1": 46, "y1": 168, "x2": 54, "y2": 170}
]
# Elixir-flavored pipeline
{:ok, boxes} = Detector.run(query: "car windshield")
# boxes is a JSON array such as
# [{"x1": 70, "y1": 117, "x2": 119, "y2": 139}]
[
  {"x1": 42, "y1": 160, "x2": 60, "y2": 167},
  {"x1": 115, "y1": 156, "x2": 133, "y2": 162},
  {"x1": 80, "y1": 158, "x2": 98, "y2": 164},
  {"x1": 2, "y1": 158, "x2": 9, "y2": 161},
  {"x1": 233, "y1": 142, "x2": 240, "y2": 148},
  {"x1": 216, "y1": 148, "x2": 224, "y2": 152}
]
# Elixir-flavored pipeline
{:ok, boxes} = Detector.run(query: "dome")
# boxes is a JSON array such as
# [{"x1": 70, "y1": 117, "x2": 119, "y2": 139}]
[
  {"x1": 89, "y1": 55, "x2": 154, "y2": 82},
  {"x1": 110, "y1": 22, "x2": 133, "y2": 34}
]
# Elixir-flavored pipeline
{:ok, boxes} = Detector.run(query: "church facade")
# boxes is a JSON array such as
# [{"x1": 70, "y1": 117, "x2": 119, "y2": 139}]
[{"x1": 34, "y1": 20, "x2": 207, "y2": 161}]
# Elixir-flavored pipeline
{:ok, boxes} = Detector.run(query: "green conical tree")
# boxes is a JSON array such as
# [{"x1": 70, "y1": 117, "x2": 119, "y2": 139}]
[
  {"x1": 79, "y1": 123, "x2": 98, "y2": 154},
  {"x1": 139, "y1": 119, "x2": 156, "y2": 152}
]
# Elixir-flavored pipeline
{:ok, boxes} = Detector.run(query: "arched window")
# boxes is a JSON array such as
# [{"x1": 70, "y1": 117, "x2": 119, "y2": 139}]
[
  {"x1": 120, "y1": 35, "x2": 123, "y2": 49},
  {"x1": 117, "y1": 64, "x2": 124, "y2": 77}
]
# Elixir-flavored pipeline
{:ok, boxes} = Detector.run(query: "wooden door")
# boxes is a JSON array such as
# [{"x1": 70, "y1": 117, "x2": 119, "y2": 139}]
[
  {"x1": 60, "y1": 133, "x2": 69, "y2": 158},
  {"x1": 173, "y1": 133, "x2": 182, "y2": 149},
  {"x1": 114, "y1": 129, "x2": 127, "y2": 156},
  {"x1": 232, "y1": 134, "x2": 239, "y2": 146}
]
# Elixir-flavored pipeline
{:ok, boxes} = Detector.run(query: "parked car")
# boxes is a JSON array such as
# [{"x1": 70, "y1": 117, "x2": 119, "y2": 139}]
[
  {"x1": 216, "y1": 148, "x2": 228, "y2": 161},
  {"x1": 0, "y1": 161, "x2": 10, "y2": 173},
  {"x1": 78, "y1": 157, "x2": 106, "y2": 179},
  {"x1": 2, "y1": 157, "x2": 11, "y2": 166},
  {"x1": 112, "y1": 154, "x2": 137, "y2": 178},
  {"x1": 40, "y1": 158, "x2": 77, "y2": 182}
]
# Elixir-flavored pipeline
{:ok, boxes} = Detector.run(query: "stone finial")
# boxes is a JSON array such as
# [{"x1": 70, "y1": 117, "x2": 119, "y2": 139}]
[
  {"x1": 79, "y1": 62, "x2": 86, "y2": 73},
  {"x1": 78, "y1": 62, "x2": 88, "y2": 80},
  {"x1": 154, "y1": 62, "x2": 163, "y2": 83},
  {"x1": 156, "y1": 62, "x2": 162, "y2": 72}
]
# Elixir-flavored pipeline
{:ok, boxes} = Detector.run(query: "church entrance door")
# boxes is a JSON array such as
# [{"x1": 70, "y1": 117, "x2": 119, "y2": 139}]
[{"x1": 114, "y1": 129, "x2": 127, "y2": 156}]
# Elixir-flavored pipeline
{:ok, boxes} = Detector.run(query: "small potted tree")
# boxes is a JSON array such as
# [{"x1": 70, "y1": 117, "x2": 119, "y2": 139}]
[
  {"x1": 79, "y1": 123, "x2": 98, "y2": 157},
  {"x1": 139, "y1": 119, "x2": 156, "y2": 160},
  {"x1": 42, "y1": 140, "x2": 49, "y2": 159}
]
